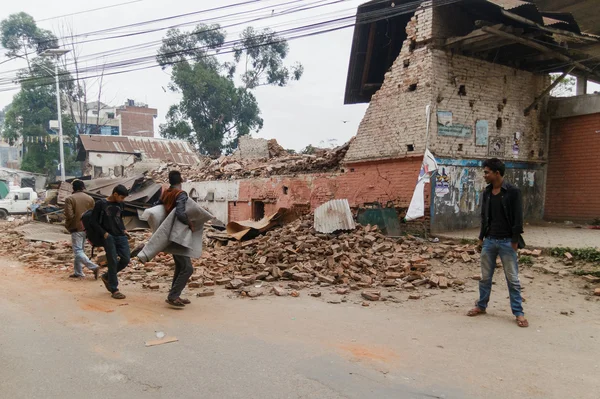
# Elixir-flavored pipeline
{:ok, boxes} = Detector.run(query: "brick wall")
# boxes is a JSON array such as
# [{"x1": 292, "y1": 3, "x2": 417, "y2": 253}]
[
  {"x1": 545, "y1": 113, "x2": 600, "y2": 223},
  {"x1": 226, "y1": 157, "x2": 425, "y2": 222},
  {"x1": 345, "y1": 1, "x2": 549, "y2": 166},
  {"x1": 429, "y1": 51, "x2": 548, "y2": 162},
  {"x1": 116, "y1": 106, "x2": 157, "y2": 137},
  {"x1": 344, "y1": 4, "x2": 434, "y2": 163}
]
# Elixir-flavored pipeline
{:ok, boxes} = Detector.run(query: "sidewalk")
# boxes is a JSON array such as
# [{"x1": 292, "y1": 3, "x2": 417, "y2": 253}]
[{"x1": 436, "y1": 224, "x2": 600, "y2": 249}]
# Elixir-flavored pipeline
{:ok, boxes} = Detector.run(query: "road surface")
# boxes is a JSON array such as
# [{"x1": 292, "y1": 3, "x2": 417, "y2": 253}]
[{"x1": 1, "y1": 258, "x2": 599, "y2": 399}]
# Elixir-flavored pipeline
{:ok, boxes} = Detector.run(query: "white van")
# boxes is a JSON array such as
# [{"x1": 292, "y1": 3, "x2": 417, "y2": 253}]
[{"x1": 0, "y1": 187, "x2": 38, "y2": 219}]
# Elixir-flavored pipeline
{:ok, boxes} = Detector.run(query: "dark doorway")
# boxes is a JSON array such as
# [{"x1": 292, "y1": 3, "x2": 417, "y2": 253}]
[{"x1": 252, "y1": 200, "x2": 265, "y2": 221}]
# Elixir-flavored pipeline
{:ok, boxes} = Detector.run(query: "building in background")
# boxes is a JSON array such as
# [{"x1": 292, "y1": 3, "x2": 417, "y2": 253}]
[{"x1": 116, "y1": 99, "x2": 158, "y2": 138}]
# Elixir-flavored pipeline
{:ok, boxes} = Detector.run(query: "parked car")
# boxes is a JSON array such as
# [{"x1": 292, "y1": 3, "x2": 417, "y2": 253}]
[{"x1": 0, "y1": 187, "x2": 38, "y2": 219}]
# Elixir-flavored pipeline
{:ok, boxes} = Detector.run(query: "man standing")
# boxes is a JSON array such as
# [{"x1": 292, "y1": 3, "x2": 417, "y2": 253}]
[
  {"x1": 64, "y1": 180, "x2": 99, "y2": 279},
  {"x1": 90, "y1": 185, "x2": 130, "y2": 300},
  {"x1": 157, "y1": 171, "x2": 194, "y2": 308},
  {"x1": 468, "y1": 158, "x2": 528, "y2": 327}
]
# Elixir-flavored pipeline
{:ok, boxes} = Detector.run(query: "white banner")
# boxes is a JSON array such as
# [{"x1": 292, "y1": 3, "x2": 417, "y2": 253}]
[{"x1": 405, "y1": 149, "x2": 438, "y2": 221}]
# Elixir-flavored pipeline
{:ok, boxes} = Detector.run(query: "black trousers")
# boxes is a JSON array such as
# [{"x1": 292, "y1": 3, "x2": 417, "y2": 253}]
[{"x1": 168, "y1": 255, "x2": 193, "y2": 300}]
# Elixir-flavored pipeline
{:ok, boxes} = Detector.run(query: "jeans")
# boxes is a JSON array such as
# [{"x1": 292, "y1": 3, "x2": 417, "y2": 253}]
[
  {"x1": 71, "y1": 232, "x2": 98, "y2": 277},
  {"x1": 168, "y1": 255, "x2": 193, "y2": 301},
  {"x1": 101, "y1": 235, "x2": 130, "y2": 293},
  {"x1": 478, "y1": 237, "x2": 524, "y2": 317}
]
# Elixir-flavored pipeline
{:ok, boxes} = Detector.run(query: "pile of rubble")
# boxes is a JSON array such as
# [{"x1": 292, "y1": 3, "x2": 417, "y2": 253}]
[
  {"x1": 149, "y1": 142, "x2": 351, "y2": 183},
  {"x1": 193, "y1": 216, "x2": 477, "y2": 300},
  {"x1": 0, "y1": 216, "x2": 479, "y2": 301}
]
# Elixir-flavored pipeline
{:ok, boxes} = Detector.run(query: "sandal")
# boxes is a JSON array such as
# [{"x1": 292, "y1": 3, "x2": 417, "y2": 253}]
[
  {"x1": 111, "y1": 291, "x2": 126, "y2": 300},
  {"x1": 516, "y1": 317, "x2": 529, "y2": 328},
  {"x1": 467, "y1": 307, "x2": 487, "y2": 317},
  {"x1": 179, "y1": 297, "x2": 191, "y2": 305},
  {"x1": 166, "y1": 298, "x2": 186, "y2": 307}
]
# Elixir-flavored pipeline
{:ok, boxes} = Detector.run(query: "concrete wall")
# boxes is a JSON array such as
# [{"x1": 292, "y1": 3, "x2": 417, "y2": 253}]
[
  {"x1": 236, "y1": 137, "x2": 269, "y2": 160},
  {"x1": 548, "y1": 94, "x2": 600, "y2": 119},
  {"x1": 545, "y1": 112, "x2": 600, "y2": 223},
  {"x1": 85, "y1": 152, "x2": 137, "y2": 178},
  {"x1": 431, "y1": 159, "x2": 545, "y2": 233},
  {"x1": 183, "y1": 181, "x2": 239, "y2": 224}
]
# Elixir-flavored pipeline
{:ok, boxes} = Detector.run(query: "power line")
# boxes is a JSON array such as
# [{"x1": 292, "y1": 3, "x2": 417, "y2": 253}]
[{"x1": 36, "y1": 0, "x2": 145, "y2": 22}]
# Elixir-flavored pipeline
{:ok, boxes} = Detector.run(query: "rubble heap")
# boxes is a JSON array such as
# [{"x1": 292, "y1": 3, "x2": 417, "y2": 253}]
[
  {"x1": 148, "y1": 142, "x2": 351, "y2": 183},
  {"x1": 193, "y1": 216, "x2": 477, "y2": 299}
]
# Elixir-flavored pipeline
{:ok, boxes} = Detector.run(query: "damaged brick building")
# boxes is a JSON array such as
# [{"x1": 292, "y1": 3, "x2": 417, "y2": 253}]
[
  {"x1": 343, "y1": 0, "x2": 600, "y2": 231},
  {"x1": 175, "y1": 0, "x2": 600, "y2": 232}
]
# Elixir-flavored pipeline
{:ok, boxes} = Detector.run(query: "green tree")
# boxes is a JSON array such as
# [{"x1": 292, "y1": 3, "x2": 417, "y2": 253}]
[
  {"x1": 0, "y1": 12, "x2": 57, "y2": 73},
  {"x1": 1, "y1": 13, "x2": 78, "y2": 177},
  {"x1": 158, "y1": 24, "x2": 302, "y2": 156},
  {"x1": 550, "y1": 74, "x2": 577, "y2": 97}
]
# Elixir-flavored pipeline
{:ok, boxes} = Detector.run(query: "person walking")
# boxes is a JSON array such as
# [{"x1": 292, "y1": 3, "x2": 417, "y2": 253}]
[
  {"x1": 467, "y1": 158, "x2": 528, "y2": 327},
  {"x1": 64, "y1": 180, "x2": 99, "y2": 279},
  {"x1": 157, "y1": 170, "x2": 195, "y2": 308},
  {"x1": 90, "y1": 185, "x2": 131, "y2": 300}
]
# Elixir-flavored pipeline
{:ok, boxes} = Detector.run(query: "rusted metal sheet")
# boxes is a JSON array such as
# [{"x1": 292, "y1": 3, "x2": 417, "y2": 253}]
[
  {"x1": 78, "y1": 135, "x2": 199, "y2": 165},
  {"x1": 314, "y1": 199, "x2": 356, "y2": 234}
]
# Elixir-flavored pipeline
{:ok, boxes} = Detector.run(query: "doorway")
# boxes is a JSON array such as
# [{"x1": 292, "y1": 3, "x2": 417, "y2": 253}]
[{"x1": 252, "y1": 200, "x2": 265, "y2": 221}]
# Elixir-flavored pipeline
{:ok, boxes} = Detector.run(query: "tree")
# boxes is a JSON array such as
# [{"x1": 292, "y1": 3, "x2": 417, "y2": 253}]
[
  {"x1": 0, "y1": 12, "x2": 57, "y2": 73},
  {"x1": 550, "y1": 74, "x2": 577, "y2": 97},
  {"x1": 0, "y1": 13, "x2": 80, "y2": 177},
  {"x1": 158, "y1": 24, "x2": 303, "y2": 156}
]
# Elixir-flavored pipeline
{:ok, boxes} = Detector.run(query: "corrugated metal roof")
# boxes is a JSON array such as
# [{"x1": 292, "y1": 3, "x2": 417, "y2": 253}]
[
  {"x1": 78, "y1": 135, "x2": 199, "y2": 165},
  {"x1": 314, "y1": 199, "x2": 356, "y2": 234}
]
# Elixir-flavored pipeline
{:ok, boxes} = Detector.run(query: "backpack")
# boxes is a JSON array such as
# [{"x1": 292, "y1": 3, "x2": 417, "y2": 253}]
[{"x1": 81, "y1": 200, "x2": 105, "y2": 248}]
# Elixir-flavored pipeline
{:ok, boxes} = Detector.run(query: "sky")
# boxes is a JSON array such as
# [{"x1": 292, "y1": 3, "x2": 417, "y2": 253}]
[{"x1": 0, "y1": 0, "x2": 369, "y2": 152}]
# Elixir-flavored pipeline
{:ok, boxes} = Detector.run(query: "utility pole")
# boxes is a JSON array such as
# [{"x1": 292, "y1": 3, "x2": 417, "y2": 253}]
[{"x1": 41, "y1": 48, "x2": 70, "y2": 181}]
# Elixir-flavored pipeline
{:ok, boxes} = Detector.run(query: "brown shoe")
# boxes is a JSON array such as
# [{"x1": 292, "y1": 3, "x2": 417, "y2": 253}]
[
  {"x1": 179, "y1": 297, "x2": 191, "y2": 305},
  {"x1": 111, "y1": 291, "x2": 126, "y2": 300},
  {"x1": 166, "y1": 298, "x2": 186, "y2": 307}
]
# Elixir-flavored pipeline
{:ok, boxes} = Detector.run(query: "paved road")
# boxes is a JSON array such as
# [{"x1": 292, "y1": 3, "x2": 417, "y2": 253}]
[{"x1": 0, "y1": 262, "x2": 460, "y2": 399}]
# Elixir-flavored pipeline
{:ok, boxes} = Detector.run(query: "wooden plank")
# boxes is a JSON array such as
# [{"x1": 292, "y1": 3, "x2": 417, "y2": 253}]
[
  {"x1": 145, "y1": 336, "x2": 179, "y2": 347},
  {"x1": 481, "y1": 26, "x2": 595, "y2": 74},
  {"x1": 360, "y1": 22, "x2": 377, "y2": 93}
]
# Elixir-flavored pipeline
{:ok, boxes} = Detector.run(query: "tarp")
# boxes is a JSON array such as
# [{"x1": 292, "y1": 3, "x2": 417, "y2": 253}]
[
  {"x1": 138, "y1": 199, "x2": 213, "y2": 260},
  {"x1": 226, "y1": 208, "x2": 299, "y2": 240},
  {"x1": 406, "y1": 149, "x2": 438, "y2": 221}
]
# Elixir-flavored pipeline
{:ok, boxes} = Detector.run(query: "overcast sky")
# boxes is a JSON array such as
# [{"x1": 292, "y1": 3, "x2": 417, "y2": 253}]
[{"x1": 0, "y1": 0, "x2": 369, "y2": 151}]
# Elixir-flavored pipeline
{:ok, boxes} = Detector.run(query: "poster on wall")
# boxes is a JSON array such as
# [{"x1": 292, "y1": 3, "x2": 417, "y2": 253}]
[
  {"x1": 435, "y1": 167, "x2": 450, "y2": 197},
  {"x1": 475, "y1": 120, "x2": 488, "y2": 146},
  {"x1": 437, "y1": 111, "x2": 453, "y2": 127},
  {"x1": 512, "y1": 132, "x2": 521, "y2": 158},
  {"x1": 488, "y1": 136, "x2": 506, "y2": 157}
]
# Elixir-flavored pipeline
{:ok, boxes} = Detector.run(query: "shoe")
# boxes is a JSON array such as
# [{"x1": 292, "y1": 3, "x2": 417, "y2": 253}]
[
  {"x1": 180, "y1": 297, "x2": 191, "y2": 305},
  {"x1": 69, "y1": 274, "x2": 84, "y2": 279}
]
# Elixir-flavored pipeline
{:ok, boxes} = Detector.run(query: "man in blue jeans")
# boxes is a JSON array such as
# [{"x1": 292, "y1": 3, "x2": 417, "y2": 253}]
[
  {"x1": 90, "y1": 185, "x2": 130, "y2": 300},
  {"x1": 467, "y1": 158, "x2": 529, "y2": 328}
]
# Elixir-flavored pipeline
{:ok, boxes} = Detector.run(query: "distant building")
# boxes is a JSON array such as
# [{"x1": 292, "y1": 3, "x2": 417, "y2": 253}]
[
  {"x1": 76, "y1": 134, "x2": 199, "y2": 178},
  {"x1": 116, "y1": 99, "x2": 157, "y2": 138}
]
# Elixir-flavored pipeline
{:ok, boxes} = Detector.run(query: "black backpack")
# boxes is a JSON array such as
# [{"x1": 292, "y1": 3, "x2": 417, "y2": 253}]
[{"x1": 81, "y1": 200, "x2": 105, "y2": 248}]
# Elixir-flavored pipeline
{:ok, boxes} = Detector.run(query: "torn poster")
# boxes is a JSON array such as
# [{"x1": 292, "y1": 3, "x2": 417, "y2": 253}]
[{"x1": 406, "y1": 149, "x2": 438, "y2": 221}]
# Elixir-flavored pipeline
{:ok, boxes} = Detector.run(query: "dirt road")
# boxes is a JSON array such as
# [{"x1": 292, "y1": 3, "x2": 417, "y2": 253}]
[{"x1": 1, "y1": 258, "x2": 599, "y2": 399}]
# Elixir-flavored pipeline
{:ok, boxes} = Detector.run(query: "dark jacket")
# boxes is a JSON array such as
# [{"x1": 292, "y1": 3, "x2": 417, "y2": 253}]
[
  {"x1": 479, "y1": 181, "x2": 525, "y2": 247},
  {"x1": 90, "y1": 199, "x2": 127, "y2": 237}
]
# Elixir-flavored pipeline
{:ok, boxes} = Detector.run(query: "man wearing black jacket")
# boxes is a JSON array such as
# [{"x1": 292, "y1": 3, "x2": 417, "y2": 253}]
[
  {"x1": 90, "y1": 185, "x2": 130, "y2": 300},
  {"x1": 467, "y1": 158, "x2": 528, "y2": 328}
]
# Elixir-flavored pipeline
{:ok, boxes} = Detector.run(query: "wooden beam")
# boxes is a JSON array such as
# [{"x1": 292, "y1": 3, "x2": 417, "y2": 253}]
[
  {"x1": 445, "y1": 24, "x2": 504, "y2": 47},
  {"x1": 501, "y1": 10, "x2": 598, "y2": 43},
  {"x1": 523, "y1": 66, "x2": 576, "y2": 116},
  {"x1": 481, "y1": 26, "x2": 595, "y2": 75},
  {"x1": 360, "y1": 22, "x2": 377, "y2": 94}
]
